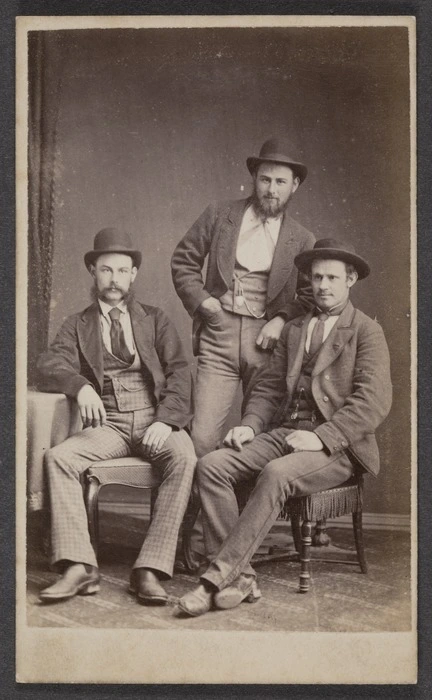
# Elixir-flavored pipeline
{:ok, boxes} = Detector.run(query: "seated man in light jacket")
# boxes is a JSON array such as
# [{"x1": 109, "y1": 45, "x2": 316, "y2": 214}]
[{"x1": 177, "y1": 239, "x2": 392, "y2": 616}]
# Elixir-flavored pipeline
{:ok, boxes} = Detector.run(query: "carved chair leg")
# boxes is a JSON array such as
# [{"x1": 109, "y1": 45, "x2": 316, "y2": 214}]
[
  {"x1": 353, "y1": 511, "x2": 368, "y2": 574},
  {"x1": 150, "y1": 488, "x2": 158, "y2": 520},
  {"x1": 291, "y1": 514, "x2": 302, "y2": 553},
  {"x1": 312, "y1": 518, "x2": 331, "y2": 546},
  {"x1": 299, "y1": 519, "x2": 312, "y2": 593},
  {"x1": 84, "y1": 477, "x2": 102, "y2": 557},
  {"x1": 181, "y1": 496, "x2": 202, "y2": 573}
]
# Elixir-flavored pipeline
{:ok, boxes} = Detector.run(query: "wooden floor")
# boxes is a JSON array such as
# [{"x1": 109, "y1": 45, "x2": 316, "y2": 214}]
[{"x1": 26, "y1": 505, "x2": 412, "y2": 633}]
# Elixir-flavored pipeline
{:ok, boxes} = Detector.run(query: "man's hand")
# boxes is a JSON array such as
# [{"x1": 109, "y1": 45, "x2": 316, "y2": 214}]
[
  {"x1": 76, "y1": 385, "x2": 106, "y2": 428},
  {"x1": 284, "y1": 430, "x2": 324, "y2": 453},
  {"x1": 141, "y1": 421, "x2": 173, "y2": 458},
  {"x1": 223, "y1": 426, "x2": 255, "y2": 451},
  {"x1": 256, "y1": 316, "x2": 286, "y2": 351},
  {"x1": 199, "y1": 296, "x2": 223, "y2": 325}
]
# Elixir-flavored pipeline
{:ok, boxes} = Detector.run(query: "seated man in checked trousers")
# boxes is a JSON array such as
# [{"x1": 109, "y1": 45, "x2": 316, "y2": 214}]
[
  {"x1": 37, "y1": 228, "x2": 196, "y2": 606},
  {"x1": 177, "y1": 239, "x2": 392, "y2": 617}
]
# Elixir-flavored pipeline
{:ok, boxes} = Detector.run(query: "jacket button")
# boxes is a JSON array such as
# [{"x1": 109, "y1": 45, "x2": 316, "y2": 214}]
[
  {"x1": 341, "y1": 441, "x2": 347, "y2": 447},
  {"x1": 324, "y1": 374, "x2": 330, "y2": 380},
  {"x1": 323, "y1": 396, "x2": 329, "y2": 402}
]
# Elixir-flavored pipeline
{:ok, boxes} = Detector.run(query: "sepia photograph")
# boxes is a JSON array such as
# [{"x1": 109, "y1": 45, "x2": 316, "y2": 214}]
[{"x1": 16, "y1": 14, "x2": 416, "y2": 684}]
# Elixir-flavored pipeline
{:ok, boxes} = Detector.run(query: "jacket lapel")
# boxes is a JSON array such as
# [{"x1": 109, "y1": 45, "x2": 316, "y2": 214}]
[
  {"x1": 129, "y1": 301, "x2": 155, "y2": 367},
  {"x1": 267, "y1": 214, "x2": 296, "y2": 302},
  {"x1": 216, "y1": 199, "x2": 250, "y2": 287},
  {"x1": 77, "y1": 303, "x2": 104, "y2": 392},
  {"x1": 286, "y1": 312, "x2": 311, "y2": 392},
  {"x1": 312, "y1": 302, "x2": 356, "y2": 376}
]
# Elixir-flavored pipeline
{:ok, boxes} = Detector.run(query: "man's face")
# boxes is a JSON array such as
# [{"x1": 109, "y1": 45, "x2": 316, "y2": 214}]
[
  {"x1": 91, "y1": 253, "x2": 137, "y2": 306},
  {"x1": 310, "y1": 259, "x2": 357, "y2": 311},
  {"x1": 253, "y1": 162, "x2": 300, "y2": 218}
]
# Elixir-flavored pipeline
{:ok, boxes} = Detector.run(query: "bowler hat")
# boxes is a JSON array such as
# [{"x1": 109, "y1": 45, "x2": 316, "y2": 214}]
[
  {"x1": 84, "y1": 228, "x2": 142, "y2": 270},
  {"x1": 246, "y1": 138, "x2": 308, "y2": 183},
  {"x1": 294, "y1": 238, "x2": 370, "y2": 279}
]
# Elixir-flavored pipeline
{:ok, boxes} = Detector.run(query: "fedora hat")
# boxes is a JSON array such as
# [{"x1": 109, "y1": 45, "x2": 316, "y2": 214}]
[
  {"x1": 84, "y1": 228, "x2": 142, "y2": 270},
  {"x1": 246, "y1": 138, "x2": 308, "y2": 183},
  {"x1": 294, "y1": 238, "x2": 370, "y2": 279}
]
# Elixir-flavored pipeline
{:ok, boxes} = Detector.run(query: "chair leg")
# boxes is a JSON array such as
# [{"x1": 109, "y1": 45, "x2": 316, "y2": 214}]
[
  {"x1": 299, "y1": 519, "x2": 312, "y2": 593},
  {"x1": 84, "y1": 477, "x2": 101, "y2": 557},
  {"x1": 312, "y1": 518, "x2": 331, "y2": 546},
  {"x1": 353, "y1": 511, "x2": 368, "y2": 574},
  {"x1": 181, "y1": 497, "x2": 201, "y2": 573},
  {"x1": 150, "y1": 488, "x2": 158, "y2": 519},
  {"x1": 291, "y1": 514, "x2": 302, "y2": 553}
]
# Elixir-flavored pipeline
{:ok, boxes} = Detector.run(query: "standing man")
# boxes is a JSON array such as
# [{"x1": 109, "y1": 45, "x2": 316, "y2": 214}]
[
  {"x1": 177, "y1": 240, "x2": 392, "y2": 616},
  {"x1": 171, "y1": 138, "x2": 316, "y2": 459},
  {"x1": 37, "y1": 228, "x2": 196, "y2": 605}
]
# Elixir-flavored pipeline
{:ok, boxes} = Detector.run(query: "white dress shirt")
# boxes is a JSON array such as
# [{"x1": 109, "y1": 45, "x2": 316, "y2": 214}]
[{"x1": 235, "y1": 205, "x2": 282, "y2": 272}]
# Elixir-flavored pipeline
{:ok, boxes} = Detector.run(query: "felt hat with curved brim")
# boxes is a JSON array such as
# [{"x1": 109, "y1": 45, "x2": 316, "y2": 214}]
[
  {"x1": 246, "y1": 138, "x2": 308, "y2": 184},
  {"x1": 84, "y1": 228, "x2": 142, "y2": 270},
  {"x1": 294, "y1": 238, "x2": 370, "y2": 280}
]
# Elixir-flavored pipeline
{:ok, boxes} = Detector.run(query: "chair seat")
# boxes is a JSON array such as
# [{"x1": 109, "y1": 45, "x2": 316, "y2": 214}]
[
  {"x1": 283, "y1": 476, "x2": 363, "y2": 522},
  {"x1": 86, "y1": 457, "x2": 161, "y2": 488}
]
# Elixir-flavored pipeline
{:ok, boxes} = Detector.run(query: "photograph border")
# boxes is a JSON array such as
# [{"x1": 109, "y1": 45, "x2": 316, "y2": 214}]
[{"x1": 2, "y1": 0, "x2": 431, "y2": 695}]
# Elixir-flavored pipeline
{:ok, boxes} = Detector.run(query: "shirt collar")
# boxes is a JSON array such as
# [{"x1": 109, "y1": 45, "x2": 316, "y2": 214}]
[
  {"x1": 314, "y1": 299, "x2": 349, "y2": 317},
  {"x1": 247, "y1": 204, "x2": 282, "y2": 226},
  {"x1": 98, "y1": 299, "x2": 128, "y2": 318}
]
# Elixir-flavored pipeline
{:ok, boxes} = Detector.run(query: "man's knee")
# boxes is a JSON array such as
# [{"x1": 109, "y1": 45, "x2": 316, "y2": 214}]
[
  {"x1": 45, "y1": 443, "x2": 70, "y2": 473},
  {"x1": 197, "y1": 449, "x2": 233, "y2": 487},
  {"x1": 260, "y1": 458, "x2": 290, "y2": 489}
]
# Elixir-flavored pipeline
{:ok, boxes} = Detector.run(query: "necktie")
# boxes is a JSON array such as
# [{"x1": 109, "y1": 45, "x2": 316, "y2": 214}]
[
  {"x1": 308, "y1": 312, "x2": 329, "y2": 357},
  {"x1": 108, "y1": 307, "x2": 134, "y2": 364}
]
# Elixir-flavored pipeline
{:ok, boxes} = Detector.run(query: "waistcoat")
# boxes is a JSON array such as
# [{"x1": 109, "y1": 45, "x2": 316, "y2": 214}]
[{"x1": 102, "y1": 345, "x2": 155, "y2": 412}]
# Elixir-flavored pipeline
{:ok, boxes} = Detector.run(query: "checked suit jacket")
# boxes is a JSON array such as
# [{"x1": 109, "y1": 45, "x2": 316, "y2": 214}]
[
  {"x1": 37, "y1": 300, "x2": 193, "y2": 430},
  {"x1": 171, "y1": 198, "x2": 316, "y2": 353},
  {"x1": 240, "y1": 301, "x2": 392, "y2": 476}
]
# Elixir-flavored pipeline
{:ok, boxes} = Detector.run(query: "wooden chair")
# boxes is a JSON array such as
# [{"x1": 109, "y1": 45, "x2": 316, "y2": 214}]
[
  {"x1": 232, "y1": 473, "x2": 367, "y2": 593},
  {"x1": 282, "y1": 474, "x2": 367, "y2": 593}
]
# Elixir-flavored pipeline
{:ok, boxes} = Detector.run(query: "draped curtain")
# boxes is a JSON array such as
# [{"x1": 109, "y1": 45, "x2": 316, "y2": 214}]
[{"x1": 27, "y1": 32, "x2": 67, "y2": 384}]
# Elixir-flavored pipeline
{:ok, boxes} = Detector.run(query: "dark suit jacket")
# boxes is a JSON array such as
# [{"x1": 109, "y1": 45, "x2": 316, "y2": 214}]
[
  {"x1": 241, "y1": 301, "x2": 392, "y2": 476},
  {"x1": 171, "y1": 198, "x2": 316, "y2": 324},
  {"x1": 37, "y1": 300, "x2": 193, "y2": 430}
]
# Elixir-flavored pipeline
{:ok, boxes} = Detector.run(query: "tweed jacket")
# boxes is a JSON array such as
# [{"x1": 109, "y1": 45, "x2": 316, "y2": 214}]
[
  {"x1": 37, "y1": 300, "x2": 193, "y2": 430},
  {"x1": 171, "y1": 198, "x2": 316, "y2": 326},
  {"x1": 241, "y1": 301, "x2": 392, "y2": 476}
]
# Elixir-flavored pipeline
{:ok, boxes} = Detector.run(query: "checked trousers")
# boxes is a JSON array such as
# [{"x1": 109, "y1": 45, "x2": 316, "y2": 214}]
[{"x1": 45, "y1": 397, "x2": 196, "y2": 578}]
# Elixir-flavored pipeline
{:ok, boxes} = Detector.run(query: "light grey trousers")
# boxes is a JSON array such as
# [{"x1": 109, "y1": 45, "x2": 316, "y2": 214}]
[
  {"x1": 46, "y1": 400, "x2": 196, "y2": 578},
  {"x1": 191, "y1": 310, "x2": 270, "y2": 458},
  {"x1": 197, "y1": 427, "x2": 354, "y2": 590}
]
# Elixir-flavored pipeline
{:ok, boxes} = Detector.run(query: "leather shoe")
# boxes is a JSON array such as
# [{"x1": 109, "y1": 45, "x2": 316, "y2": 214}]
[
  {"x1": 39, "y1": 564, "x2": 100, "y2": 603},
  {"x1": 214, "y1": 574, "x2": 262, "y2": 610},
  {"x1": 129, "y1": 568, "x2": 168, "y2": 605},
  {"x1": 177, "y1": 584, "x2": 214, "y2": 617}
]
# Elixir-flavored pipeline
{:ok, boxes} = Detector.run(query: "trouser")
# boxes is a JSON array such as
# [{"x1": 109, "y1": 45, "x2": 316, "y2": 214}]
[
  {"x1": 197, "y1": 426, "x2": 355, "y2": 590},
  {"x1": 187, "y1": 311, "x2": 271, "y2": 565},
  {"x1": 45, "y1": 397, "x2": 196, "y2": 578},
  {"x1": 191, "y1": 310, "x2": 270, "y2": 458}
]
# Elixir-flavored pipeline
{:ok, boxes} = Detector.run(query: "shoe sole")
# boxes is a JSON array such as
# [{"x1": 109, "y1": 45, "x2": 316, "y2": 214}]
[
  {"x1": 39, "y1": 580, "x2": 100, "y2": 603},
  {"x1": 129, "y1": 584, "x2": 168, "y2": 606},
  {"x1": 214, "y1": 588, "x2": 262, "y2": 610}
]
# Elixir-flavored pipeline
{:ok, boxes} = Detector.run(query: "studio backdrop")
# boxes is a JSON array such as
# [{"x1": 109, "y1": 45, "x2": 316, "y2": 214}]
[{"x1": 27, "y1": 25, "x2": 411, "y2": 518}]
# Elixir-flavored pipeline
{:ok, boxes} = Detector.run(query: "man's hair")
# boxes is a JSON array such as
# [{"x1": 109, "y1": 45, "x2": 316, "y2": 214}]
[{"x1": 305, "y1": 260, "x2": 357, "y2": 279}]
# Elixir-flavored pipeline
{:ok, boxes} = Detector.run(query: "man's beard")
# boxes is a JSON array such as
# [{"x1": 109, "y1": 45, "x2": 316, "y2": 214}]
[
  {"x1": 251, "y1": 189, "x2": 292, "y2": 220},
  {"x1": 90, "y1": 283, "x2": 135, "y2": 307}
]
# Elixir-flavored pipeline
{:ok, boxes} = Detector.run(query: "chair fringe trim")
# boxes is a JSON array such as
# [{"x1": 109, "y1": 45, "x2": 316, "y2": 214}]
[{"x1": 280, "y1": 485, "x2": 362, "y2": 521}]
